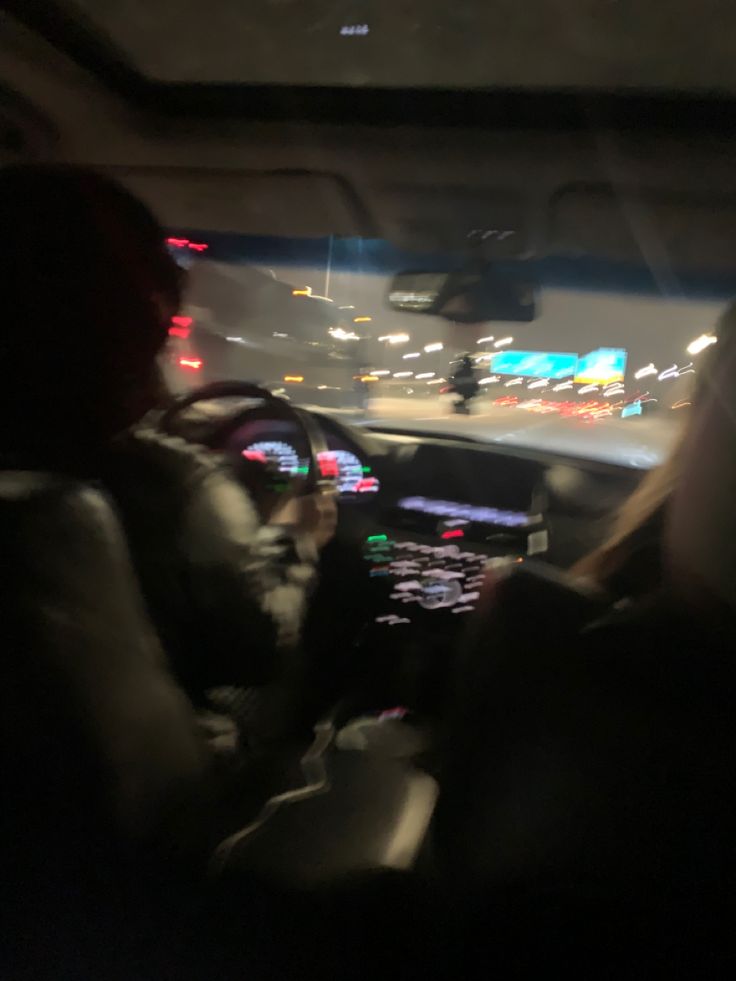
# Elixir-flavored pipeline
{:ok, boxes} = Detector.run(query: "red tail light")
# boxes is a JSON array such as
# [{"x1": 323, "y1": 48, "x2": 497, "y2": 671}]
[
  {"x1": 166, "y1": 237, "x2": 209, "y2": 253},
  {"x1": 178, "y1": 356, "x2": 203, "y2": 371},
  {"x1": 168, "y1": 315, "x2": 193, "y2": 339}
]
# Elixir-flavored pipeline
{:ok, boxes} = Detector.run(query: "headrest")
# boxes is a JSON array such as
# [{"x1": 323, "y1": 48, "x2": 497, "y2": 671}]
[
  {"x1": 665, "y1": 335, "x2": 736, "y2": 610},
  {"x1": 0, "y1": 469, "x2": 76, "y2": 505}
]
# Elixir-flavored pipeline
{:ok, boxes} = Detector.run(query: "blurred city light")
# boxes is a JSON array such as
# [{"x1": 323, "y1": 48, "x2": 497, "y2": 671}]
[
  {"x1": 494, "y1": 337, "x2": 514, "y2": 348},
  {"x1": 178, "y1": 356, "x2": 203, "y2": 370},
  {"x1": 393, "y1": 371, "x2": 413, "y2": 378},
  {"x1": 635, "y1": 363, "x2": 657, "y2": 379},
  {"x1": 167, "y1": 237, "x2": 208, "y2": 252},
  {"x1": 403, "y1": 352, "x2": 421, "y2": 359},
  {"x1": 604, "y1": 382, "x2": 626, "y2": 396},
  {"x1": 424, "y1": 342, "x2": 444, "y2": 353},
  {"x1": 687, "y1": 333, "x2": 717, "y2": 355},
  {"x1": 293, "y1": 285, "x2": 333, "y2": 301},
  {"x1": 329, "y1": 327, "x2": 360, "y2": 341},
  {"x1": 477, "y1": 335, "x2": 495, "y2": 344},
  {"x1": 169, "y1": 315, "x2": 192, "y2": 339},
  {"x1": 416, "y1": 372, "x2": 436, "y2": 380},
  {"x1": 379, "y1": 333, "x2": 411, "y2": 344}
]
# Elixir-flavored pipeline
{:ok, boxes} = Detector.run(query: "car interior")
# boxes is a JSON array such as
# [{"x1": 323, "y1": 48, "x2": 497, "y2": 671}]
[{"x1": 3, "y1": 1, "x2": 736, "y2": 975}]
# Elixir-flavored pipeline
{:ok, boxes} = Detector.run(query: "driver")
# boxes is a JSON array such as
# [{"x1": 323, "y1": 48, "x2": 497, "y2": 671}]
[{"x1": 0, "y1": 163, "x2": 336, "y2": 730}]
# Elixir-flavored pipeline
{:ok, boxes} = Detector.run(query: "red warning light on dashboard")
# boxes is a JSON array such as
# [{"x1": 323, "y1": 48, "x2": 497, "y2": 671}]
[
  {"x1": 318, "y1": 454, "x2": 339, "y2": 478},
  {"x1": 242, "y1": 449, "x2": 267, "y2": 463},
  {"x1": 441, "y1": 529, "x2": 465, "y2": 540},
  {"x1": 355, "y1": 477, "x2": 379, "y2": 493},
  {"x1": 178, "y1": 356, "x2": 203, "y2": 371}
]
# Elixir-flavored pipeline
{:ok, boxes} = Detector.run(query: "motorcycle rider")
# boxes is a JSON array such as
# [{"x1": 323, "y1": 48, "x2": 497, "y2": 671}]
[{"x1": 449, "y1": 353, "x2": 480, "y2": 413}]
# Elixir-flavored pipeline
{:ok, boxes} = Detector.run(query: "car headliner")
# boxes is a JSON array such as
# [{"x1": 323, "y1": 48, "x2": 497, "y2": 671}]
[
  {"x1": 38, "y1": 0, "x2": 736, "y2": 93},
  {"x1": 6, "y1": 0, "x2": 736, "y2": 133}
]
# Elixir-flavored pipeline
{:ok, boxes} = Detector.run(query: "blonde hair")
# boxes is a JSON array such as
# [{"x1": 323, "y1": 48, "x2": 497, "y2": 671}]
[
  {"x1": 573, "y1": 301, "x2": 734, "y2": 594},
  {"x1": 572, "y1": 432, "x2": 684, "y2": 590}
]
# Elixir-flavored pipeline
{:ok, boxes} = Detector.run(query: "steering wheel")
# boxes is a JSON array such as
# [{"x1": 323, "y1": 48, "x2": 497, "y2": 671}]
[{"x1": 159, "y1": 380, "x2": 334, "y2": 497}]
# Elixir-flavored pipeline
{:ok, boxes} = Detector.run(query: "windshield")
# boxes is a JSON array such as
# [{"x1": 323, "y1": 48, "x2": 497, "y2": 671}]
[{"x1": 162, "y1": 231, "x2": 732, "y2": 469}]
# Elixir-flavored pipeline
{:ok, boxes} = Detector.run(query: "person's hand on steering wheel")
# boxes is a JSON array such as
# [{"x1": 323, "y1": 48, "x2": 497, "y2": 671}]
[
  {"x1": 269, "y1": 485, "x2": 338, "y2": 551},
  {"x1": 160, "y1": 380, "x2": 340, "y2": 554}
]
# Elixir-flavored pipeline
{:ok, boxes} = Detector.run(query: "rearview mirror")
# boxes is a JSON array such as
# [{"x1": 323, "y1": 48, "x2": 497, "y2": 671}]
[{"x1": 386, "y1": 264, "x2": 537, "y2": 323}]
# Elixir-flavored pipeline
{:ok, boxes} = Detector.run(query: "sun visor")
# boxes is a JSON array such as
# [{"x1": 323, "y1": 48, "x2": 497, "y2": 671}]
[
  {"x1": 374, "y1": 185, "x2": 530, "y2": 255},
  {"x1": 112, "y1": 169, "x2": 375, "y2": 239},
  {"x1": 550, "y1": 185, "x2": 736, "y2": 273}
]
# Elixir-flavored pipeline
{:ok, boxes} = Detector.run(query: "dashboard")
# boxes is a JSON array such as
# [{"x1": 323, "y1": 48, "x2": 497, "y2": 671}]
[
  {"x1": 170, "y1": 397, "x2": 643, "y2": 711},
  {"x1": 220, "y1": 408, "x2": 642, "y2": 632}
]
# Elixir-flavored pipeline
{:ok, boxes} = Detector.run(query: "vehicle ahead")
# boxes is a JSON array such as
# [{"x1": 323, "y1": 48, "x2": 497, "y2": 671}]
[{"x1": 3, "y1": 0, "x2": 736, "y2": 974}]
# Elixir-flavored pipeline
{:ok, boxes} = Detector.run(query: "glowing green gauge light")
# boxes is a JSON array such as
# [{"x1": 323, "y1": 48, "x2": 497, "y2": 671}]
[
  {"x1": 362, "y1": 466, "x2": 372, "y2": 473},
  {"x1": 366, "y1": 534, "x2": 388, "y2": 543}
]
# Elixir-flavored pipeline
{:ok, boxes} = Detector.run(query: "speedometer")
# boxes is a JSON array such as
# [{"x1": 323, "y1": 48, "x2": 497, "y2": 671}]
[
  {"x1": 242, "y1": 440, "x2": 301, "y2": 475},
  {"x1": 318, "y1": 449, "x2": 380, "y2": 495}
]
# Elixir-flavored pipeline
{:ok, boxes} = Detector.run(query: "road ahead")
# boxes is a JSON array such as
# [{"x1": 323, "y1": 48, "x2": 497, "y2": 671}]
[{"x1": 319, "y1": 396, "x2": 681, "y2": 469}]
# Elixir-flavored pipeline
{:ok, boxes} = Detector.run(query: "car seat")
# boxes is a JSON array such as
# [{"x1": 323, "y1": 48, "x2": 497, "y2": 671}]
[{"x1": 0, "y1": 471, "x2": 211, "y2": 979}]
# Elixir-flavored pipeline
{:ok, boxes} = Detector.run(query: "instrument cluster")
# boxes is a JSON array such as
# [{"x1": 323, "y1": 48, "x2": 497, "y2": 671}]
[{"x1": 240, "y1": 438, "x2": 380, "y2": 498}]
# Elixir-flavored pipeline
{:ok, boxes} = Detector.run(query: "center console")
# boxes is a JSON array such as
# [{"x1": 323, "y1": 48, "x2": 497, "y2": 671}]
[
  {"x1": 366, "y1": 494, "x2": 547, "y2": 627},
  {"x1": 352, "y1": 479, "x2": 548, "y2": 713}
]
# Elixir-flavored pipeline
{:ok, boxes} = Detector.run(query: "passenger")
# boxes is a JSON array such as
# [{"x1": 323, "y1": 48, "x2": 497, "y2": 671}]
[
  {"x1": 434, "y1": 303, "x2": 736, "y2": 972},
  {"x1": 572, "y1": 301, "x2": 733, "y2": 601}
]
